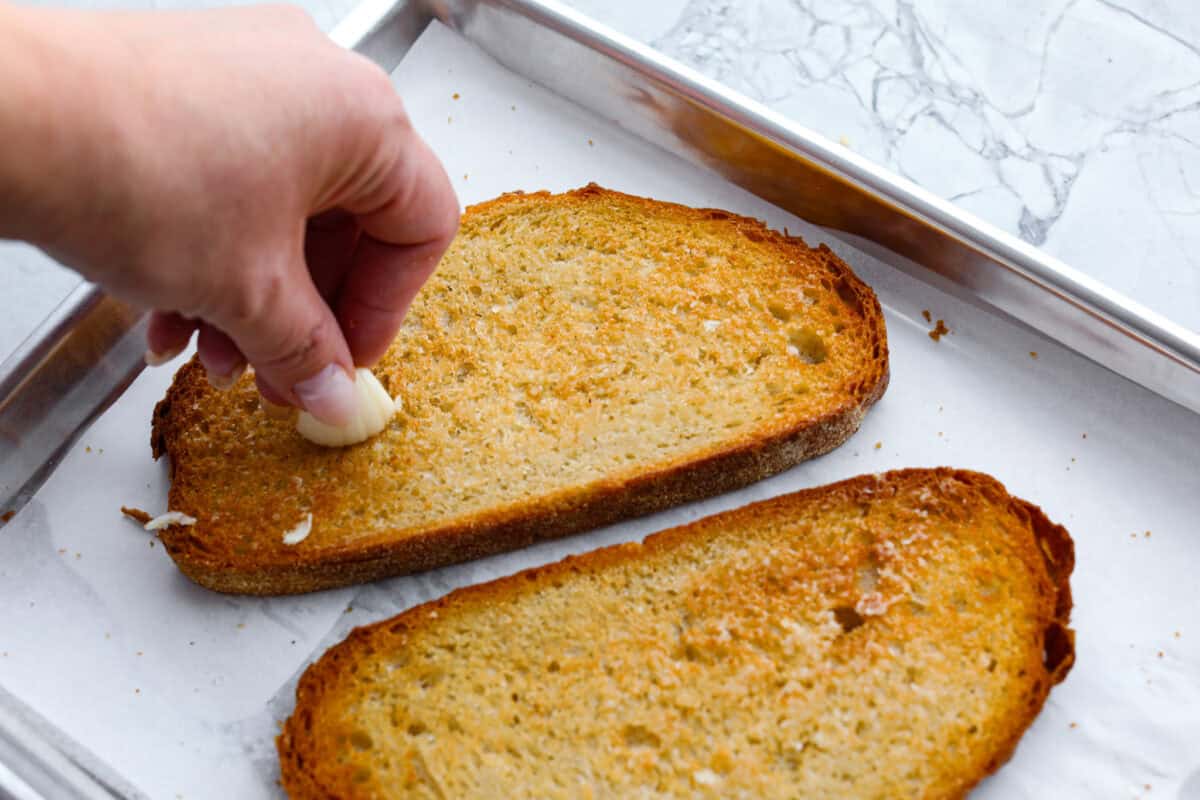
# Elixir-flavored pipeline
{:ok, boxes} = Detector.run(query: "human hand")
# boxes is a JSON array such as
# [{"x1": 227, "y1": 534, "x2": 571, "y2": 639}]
[{"x1": 0, "y1": 4, "x2": 458, "y2": 424}]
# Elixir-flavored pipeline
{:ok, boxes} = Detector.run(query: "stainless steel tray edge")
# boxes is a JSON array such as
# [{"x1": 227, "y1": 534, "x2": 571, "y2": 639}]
[
  {"x1": 345, "y1": 0, "x2": 1200, "y2": 412},
  {"x1": 0, "y1": 286, "x2": 146, "y2": 522}
]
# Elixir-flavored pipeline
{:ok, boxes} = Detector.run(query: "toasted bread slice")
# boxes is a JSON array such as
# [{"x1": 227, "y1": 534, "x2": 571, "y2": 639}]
[
  {"x1": 277, "y1": 468, "x2": 1074, "y2": 799},
  {"x1": 151, "y1": 185, "x2": 888, "y2": 594}
]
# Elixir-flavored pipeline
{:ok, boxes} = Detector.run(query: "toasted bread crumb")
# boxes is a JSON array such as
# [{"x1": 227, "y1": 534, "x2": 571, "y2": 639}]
[
  {"x1": 874, "y1": 441, "x2": 882, "y2": 450},
  {"x1": 1029, "y1": 351, "x2": 1038, "y2": 359},
  {"x1": 929, "y1": 319, "x2": 950, "y2": 341},
  {"x1": 452, "y1": 92, "x2": 460, "y2": 100},
  {"x1": 121, "y1": 506, "x2": 153, "y2": 525},
  {"x1": 921, "y1": 309, "x2": 932, "y2": 323},
  {"x1": 0, "y1": 510, "x2": 13, "y2": 524}
]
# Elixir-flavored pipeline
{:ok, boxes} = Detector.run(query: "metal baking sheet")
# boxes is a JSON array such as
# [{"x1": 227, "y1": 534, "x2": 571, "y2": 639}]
[{"x1": 1, "y1": 13, "x2": 1198, "y2": 800}]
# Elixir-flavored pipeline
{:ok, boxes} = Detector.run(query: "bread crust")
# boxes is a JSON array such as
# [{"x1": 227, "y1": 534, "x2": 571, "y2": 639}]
[
  {"x1": 277, "y1": 468, "x2": 1074, "y2": 799},
  {"x1": 150, "y1": 185, "x2": 889, "y2": 595}
]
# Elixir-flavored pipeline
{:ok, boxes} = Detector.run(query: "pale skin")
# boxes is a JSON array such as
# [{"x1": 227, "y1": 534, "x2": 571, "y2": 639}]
[{"x1": 0, "y1": 2, "x2": 459, "y2": 425}]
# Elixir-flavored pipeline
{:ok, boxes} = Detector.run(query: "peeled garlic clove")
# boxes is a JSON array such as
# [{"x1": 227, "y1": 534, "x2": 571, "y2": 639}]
[{"x1": 296, "y1": 368, "x2": 396, "y2": 447}]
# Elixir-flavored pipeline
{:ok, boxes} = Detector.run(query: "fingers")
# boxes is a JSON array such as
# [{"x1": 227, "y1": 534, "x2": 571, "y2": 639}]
[
  {"x1": 196, "y1": 323, "x2": 246, "y2": 389},
  {"x1": 145, "y1": 311, "x2": 197, "y2": 365},
  {"x1": 305, "y1": 210, "x2": 359, "y2": 301},
  {"x1": 255, "y1": 371, "x2": 290, "y2": 408},
  {"x1": 336, "y1": 129, "x2": 459, "y2": 365},
  {"x1": 206, "y1": 248, "x2": 358, "y2": 427},
  {"x1": 335, "y1": 236, "x2": 447, "y2": 365}
]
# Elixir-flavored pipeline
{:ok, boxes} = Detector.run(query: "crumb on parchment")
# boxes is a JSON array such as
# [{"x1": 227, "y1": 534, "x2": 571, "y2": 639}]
[
  {"x1": 928, "y1": 319, "x2": 950, "y2": 342},
  {"x1": 121, "y1": 506, "x2": 153, "y2": 525},
  {"x1": 921, "y1": 309, "x2": 932, "y2": 323}
]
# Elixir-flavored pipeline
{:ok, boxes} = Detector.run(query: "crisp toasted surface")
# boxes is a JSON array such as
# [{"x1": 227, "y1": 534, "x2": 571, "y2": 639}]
[
  {"x1": 151, "y1": 185, "x2": 888, "y2": 594},
  {"x1": 278, "y1": 469, "x2": 1074, "y2": 799}
]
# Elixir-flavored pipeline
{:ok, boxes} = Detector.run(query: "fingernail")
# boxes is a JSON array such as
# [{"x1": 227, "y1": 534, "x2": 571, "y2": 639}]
[
  {"x1": 144, "y1": 345, "x2": 184, "y2": 367},
  {"x1": 206, "y1": 363, "x2": 246, "y2": 391},
  {"x1": 293, "y1": 364, "x2": 357, "y2": 427}
]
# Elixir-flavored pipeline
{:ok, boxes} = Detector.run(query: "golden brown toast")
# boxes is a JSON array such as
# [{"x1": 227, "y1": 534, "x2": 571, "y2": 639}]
[
  {"x1": 277, "y1": 468, "x2": 1074, "y2": 799},
  {"x1": 150, "y1": 185, "x2": 888, "y2": 594}
]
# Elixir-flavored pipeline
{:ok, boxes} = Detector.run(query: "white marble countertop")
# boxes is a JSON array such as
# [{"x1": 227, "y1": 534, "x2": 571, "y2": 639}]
[{"x1": 4, "y1": 0, "x2": 1197, "y2": 359}]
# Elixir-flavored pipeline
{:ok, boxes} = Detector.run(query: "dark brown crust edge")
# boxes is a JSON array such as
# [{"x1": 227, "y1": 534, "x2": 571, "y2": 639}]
[
  {"x1": 149, "y1": 185, "x2": 890, "y2": 596},
  {"x1": 276, "y1": 468, "x2": 1075, "y2": 800}
]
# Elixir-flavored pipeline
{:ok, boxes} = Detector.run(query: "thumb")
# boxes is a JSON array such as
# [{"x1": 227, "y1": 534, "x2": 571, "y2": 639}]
[{"x1": 209, "y1": 250, "x2": 358, "y2": 427}]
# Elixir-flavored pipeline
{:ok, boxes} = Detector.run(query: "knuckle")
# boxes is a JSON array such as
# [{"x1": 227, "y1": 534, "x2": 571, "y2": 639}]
[
  {"x1": 347, "y1": 57, "x2": 409, "y2": 131},
  {"x1": 205, "y1": 263, "x2": 284, "y2": 327},
  {"x1": 355, "y1": 56, "x2": 401, "y2": 101},
  {"x1": 256, "y1": 314, "x2": 339, "y2": 379}
]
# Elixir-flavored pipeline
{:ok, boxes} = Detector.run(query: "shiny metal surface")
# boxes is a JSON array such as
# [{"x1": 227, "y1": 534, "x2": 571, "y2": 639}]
[
  {"x1": 0, "y1": 685, "x2": 135, "y2": 800},
  {"x1": 0, "y1": 285, "x2": 146, "y2": 524},
  {"x1": 335, "y1": 0, "x2": 1200, "y2": 414}
]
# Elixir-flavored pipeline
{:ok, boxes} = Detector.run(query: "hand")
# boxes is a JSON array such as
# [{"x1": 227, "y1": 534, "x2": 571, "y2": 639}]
[{"x1": 0, "y1": 4, "x2": 458, "y2": 424}]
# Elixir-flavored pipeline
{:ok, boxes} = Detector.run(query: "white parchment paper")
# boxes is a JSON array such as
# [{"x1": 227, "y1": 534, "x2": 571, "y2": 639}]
[{"x1": 1, "y1": 21, "x2": 1197, "y2": 800}]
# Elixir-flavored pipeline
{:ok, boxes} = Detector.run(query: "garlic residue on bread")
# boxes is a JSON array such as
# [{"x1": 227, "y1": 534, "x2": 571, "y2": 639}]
[
  {"x1": 296, "y1": 368, "x2": 396, "y2": 447},
  {"x1": 282, "y1": 512, "x2": 314, "y2": 545},
  {"x1": 143, "y1": 511, "x2": 197, "y2": 531}
]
